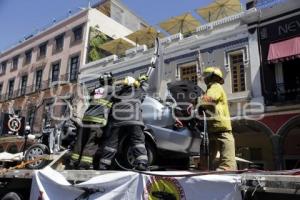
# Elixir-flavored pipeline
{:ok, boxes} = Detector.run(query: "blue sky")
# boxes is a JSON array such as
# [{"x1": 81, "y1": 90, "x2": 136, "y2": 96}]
[{"x1": 0, "y1": 0, "x2": 246, "y2": 52}]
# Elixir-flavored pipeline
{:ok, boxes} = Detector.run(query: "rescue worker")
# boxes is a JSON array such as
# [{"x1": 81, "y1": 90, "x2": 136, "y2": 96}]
[
  {"x1": 93, "y1": 37, "x2": 159, "y2": 171},
  {"x1": 67, "y1": 73, "x2": 114, "y2": 169},
  {"x1": 93, "y1": 75, "x2": 149, "y2": 171},
  {"x1": 200, "y1": 67, "x2": 236, "y2": 171}
]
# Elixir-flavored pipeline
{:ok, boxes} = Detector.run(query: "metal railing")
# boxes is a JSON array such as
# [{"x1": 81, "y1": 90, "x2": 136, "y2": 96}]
[
  {"x1": 255, "y1": 0, "x2": 286, "y2": 8},
  {"x1": 50, "y1": 73, "x2": 78, "y2": 85},
  {"x1": 266, "y1": 83, "x2": 300, "y2": 105},
  {"x1": 0, "y1": 73, "x2": 78, "y2": 102}
]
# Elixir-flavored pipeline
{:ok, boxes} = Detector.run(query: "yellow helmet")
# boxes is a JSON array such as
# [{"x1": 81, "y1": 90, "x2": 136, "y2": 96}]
[{"x1": 203, "y1": 67, "x2": 224, "y2": 84}]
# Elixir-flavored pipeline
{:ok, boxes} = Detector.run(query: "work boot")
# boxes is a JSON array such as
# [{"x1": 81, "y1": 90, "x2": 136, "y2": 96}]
[
  {"x1": 134, "y1": 162, "x2": 149, "y2": 171},
  {"x1": 99, "y1": 163, "x2": 111, "y2": 170}
]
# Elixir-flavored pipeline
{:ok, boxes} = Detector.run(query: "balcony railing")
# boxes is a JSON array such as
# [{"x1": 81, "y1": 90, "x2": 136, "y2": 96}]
[
  {"x1": 266, "y1": 83, "x2": 300, "y2": 105},
  {"x1": 0, "y1": 73, "x2": 78, "y2": 102},
  {"x1": 255, "y1": 0, "x2": 286, "y2": 8},
  {"x1": 49, "y1": 73, "x2": 78, "y2": 86}
]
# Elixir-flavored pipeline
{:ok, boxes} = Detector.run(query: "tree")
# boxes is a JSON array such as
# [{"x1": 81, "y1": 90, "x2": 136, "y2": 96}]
[{"x1": 87, "y1": 27, "x2": 112, "y2": 62}]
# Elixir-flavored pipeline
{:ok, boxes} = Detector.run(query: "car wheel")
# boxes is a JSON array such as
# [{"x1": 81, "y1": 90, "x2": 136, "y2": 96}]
[
  {"x1": 1, "y1": 192, "x2": 22, "y2": 200},
  {"x1": 24, "y1": 144, "x2": 49, "y2": 169},
  {"x1": 120, "y1": 139, "x2": 156, "y2": 169}
]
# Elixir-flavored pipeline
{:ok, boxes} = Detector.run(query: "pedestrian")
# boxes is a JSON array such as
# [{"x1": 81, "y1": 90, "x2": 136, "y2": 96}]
[{"x1": 200, "y1": 67, "x2": 236, "y2": 171}]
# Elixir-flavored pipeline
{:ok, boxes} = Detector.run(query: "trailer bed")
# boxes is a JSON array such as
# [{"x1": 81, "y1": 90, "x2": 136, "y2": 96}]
[{"x1": 0, "y1": 168, "x2": 299, "y2": 200}]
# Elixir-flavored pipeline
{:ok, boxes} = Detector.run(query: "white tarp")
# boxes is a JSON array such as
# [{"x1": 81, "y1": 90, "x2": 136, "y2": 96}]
[
  {"x1": 30, "y1": 167, "x2": 242, "y2": 200},
  {"x1": 0, "y1": 152, "x2": 23, "y2": 161}
]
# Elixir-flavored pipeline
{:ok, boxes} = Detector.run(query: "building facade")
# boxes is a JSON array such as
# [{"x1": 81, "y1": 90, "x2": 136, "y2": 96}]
[
  {"x1": 80, "y1": 8, "x2": 270, "y2": 169},
  {"x1": 0, "y1": 0, "x2": 148, "y2": 133},
  {"x1": 244, "y1": 0, "x2": 300, "y2": 170},
  {"x1": 1, "y1": 0, "x2": 299, "y2": 170},
  {"x1": 80, "y1": 0, "x2": 300, "y2": 170}
]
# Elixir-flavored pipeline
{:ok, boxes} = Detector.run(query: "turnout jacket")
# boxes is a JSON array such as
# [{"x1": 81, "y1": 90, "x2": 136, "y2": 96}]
[
  {"x1": 111, "y1": 77, "x2": 149, "y2": 127},
  {"x1": 70, "y1": 85, "x2": 114, "y2": 167},
  {"x1": 82, "y1": 85, "x2": 114, "y2": 126}
]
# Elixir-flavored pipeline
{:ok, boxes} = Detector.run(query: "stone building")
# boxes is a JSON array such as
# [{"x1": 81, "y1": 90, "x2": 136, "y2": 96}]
[{"x1": 0, "y1": 0, "x2": 148, "y2": 132}]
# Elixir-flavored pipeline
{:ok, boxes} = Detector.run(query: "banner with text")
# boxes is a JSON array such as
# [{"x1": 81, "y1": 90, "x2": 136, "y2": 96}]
[{"x1": 30, "y1": 167, "x2": 242, "y2": 200}]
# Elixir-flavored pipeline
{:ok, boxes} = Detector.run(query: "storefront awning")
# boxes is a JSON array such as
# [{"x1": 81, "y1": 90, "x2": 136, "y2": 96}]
[{"x1": 268, "y1": 37, "x2": 300, "y2": 63}]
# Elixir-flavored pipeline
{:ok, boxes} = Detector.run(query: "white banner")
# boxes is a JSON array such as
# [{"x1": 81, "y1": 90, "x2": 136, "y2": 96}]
[{"x1": 30, "y1": 167, "x2": 242, "y2": 200}]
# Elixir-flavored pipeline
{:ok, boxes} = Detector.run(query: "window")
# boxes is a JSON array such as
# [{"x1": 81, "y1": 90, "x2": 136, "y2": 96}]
[
  {"x1": 27, "y1": 107, "x2": 35, "y2": 127},
  {"x1": 20, "y1": 75, "x2": 28, "y2": 96},
  {"x1": 8, "y1": 79, "x2": 15, "y2": 98},
  {"x1": 12, "y1": 56, "x2": 19, "y2": 70},
  {"x1": 61, "y1": 104, "x2": 70, "y2": 117},
  {"x1": 54, "y1": 34, "x2": 64, "y2": 52},
  {"x1": 112, "y1": 4, "x2": 124, "y2": 24},
  {"x1": 43, "y1": 103, "x2": 52, "y2": 127},
  {"x1": 230, "y1": 52, "x2": 246, "y2": 92},
  {"x1": 0, "y1": 61, "x2": 7, "y2": 74},
  {"x1": 73, "y1": 26, "x2": 83, "y2": 42},
  {"x1": 0, "y1": 83, "x2": 3, "y2": 100},
  {"x1": 35, "y1": 69, "x2": 43, "y2": 91},
  {"x1": 51, "y1": 62, "x2": 60, "y2": 83},
  {"x1": 179, "y1": 62, "x2": 198, "y2": 85},
  {"x1": 24, "y1": 49, "x2": 32, "y2": 65},
  {"x1": 69, "y1": 55, "x2": 79, "y2": 81},
  {"x1": 38, "y1": 42, "x2": 47, "y2": 58}
]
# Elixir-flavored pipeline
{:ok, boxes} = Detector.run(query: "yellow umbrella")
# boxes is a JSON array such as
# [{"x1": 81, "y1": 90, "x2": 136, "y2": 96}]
[
  {"x1": 126, "y1": 27, "x2": 164, "y2": 47},
  {"x1": 99, "y1": 38, "x2": 134, "y2": 55},
  {"x1": 196, "y1": 0, "x2": 242, "y2": 22},
  {"x1": 159, "y1": 13, "x2": 201, "y2": 35}
]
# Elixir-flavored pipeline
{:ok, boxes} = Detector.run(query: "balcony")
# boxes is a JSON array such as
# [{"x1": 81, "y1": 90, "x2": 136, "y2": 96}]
[
  {"x1": 3, "y1": 90, "x2": 18, "y2": 101},
  {"x1": 49, "y1": 73, "x2": 78, "y2": 87},
  {"x1": 254, "y1": 0, "x2": 286, "y2": 8},
  {"x1": 60, "y1": 73, "x2": 78, "y2": 83},
  {"x1": 0, "y1": 73, "x2": 78, "y2": 102},
  {"x1": 266, "y1": 83, "x2": 300, "y2": 106}
]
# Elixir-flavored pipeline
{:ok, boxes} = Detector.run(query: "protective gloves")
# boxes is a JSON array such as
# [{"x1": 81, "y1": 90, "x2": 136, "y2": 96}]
[{"x1": 123, "y1": 76, "x2": 140, "y2": 87}]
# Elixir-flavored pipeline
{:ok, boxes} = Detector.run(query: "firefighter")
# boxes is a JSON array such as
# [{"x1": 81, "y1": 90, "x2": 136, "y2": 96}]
[
  {"x1": 93, "y1": 37, "x2": 160, "y2": 171},
  {"x1": 67, "y1": 73, "x2": 114, "y2": 169},
  {"x1": 93, "y1": 75, "x2": 149, "y2": 171},
  {"x1": 200, "y1": 67, "x2": 236, "y2": 171}
]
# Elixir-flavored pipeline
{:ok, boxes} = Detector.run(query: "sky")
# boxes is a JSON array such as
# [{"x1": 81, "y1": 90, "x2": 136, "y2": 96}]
[{"x1": 0, "y1": 0, "x2": 246, "y2": 52}]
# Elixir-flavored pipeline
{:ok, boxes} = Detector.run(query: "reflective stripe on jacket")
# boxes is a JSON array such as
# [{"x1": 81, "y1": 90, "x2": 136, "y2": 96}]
[
  {"x1": 71, "y1": 153, "x2": 93, "y2": 164},
  {"x1": 82, "y1": 86, "x2": 113, "y2": 126}
]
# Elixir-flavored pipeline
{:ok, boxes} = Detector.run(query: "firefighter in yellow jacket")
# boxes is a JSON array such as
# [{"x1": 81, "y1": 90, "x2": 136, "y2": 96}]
[{"x1": 201, "y1": 67, "x2": 236, "y2": 171}]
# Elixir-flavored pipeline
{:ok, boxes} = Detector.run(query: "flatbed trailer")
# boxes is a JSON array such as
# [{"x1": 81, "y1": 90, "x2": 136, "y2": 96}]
[{"x1": 0, "y1": 167, "x2": 299, "y2": 200}]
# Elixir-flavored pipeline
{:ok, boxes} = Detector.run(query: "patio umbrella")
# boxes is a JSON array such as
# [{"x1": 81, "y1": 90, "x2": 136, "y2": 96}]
[
  {"x1": 196, "y1": 0, "x2": 242, "y2": 22},
  {"x1": 99, "y1": 38, "x2": 134, "y2": 55},
  {"x1": 159, "y1": 13, "x2": 201, "y2": 35},
  {"x1": 126, "y1": 27, "x2": 164, "y2": 47}
]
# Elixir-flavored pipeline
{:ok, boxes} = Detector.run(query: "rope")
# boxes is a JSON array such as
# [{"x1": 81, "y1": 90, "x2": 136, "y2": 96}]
[{"x1": 0, "y1": 155, "x2": 50, "y2": 175}]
